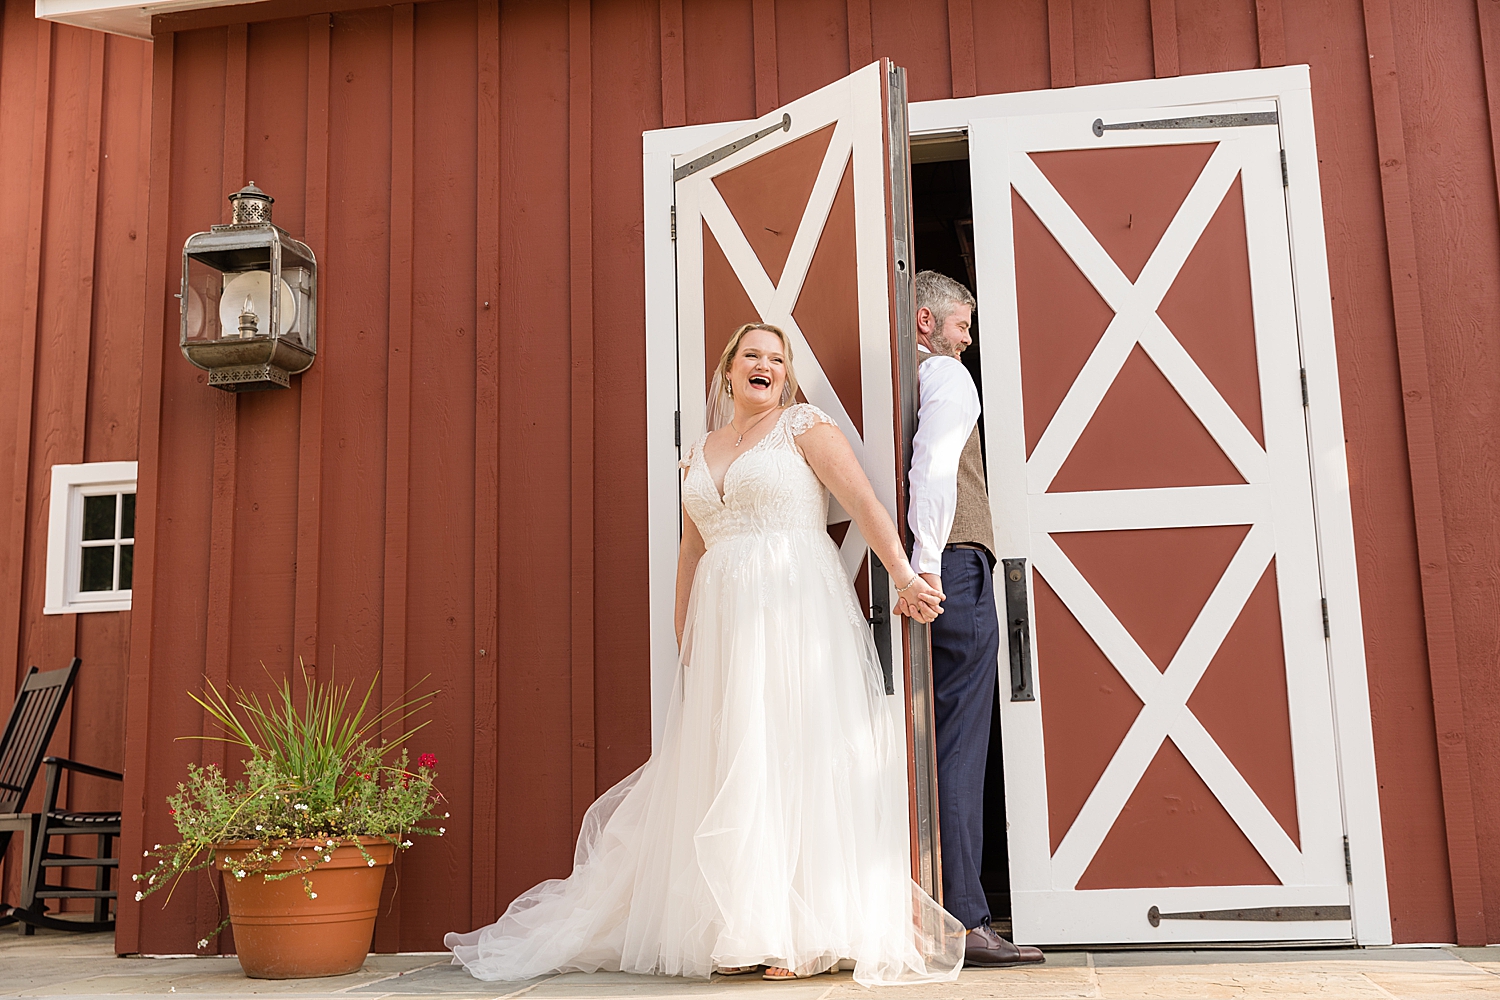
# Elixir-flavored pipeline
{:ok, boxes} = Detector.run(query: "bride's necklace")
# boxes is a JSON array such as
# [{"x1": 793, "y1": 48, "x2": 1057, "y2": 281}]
[{"x1": 731, "y1": 406, "x2": 778, "y2": 447}]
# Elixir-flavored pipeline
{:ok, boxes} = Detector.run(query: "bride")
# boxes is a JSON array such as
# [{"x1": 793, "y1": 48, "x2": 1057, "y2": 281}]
[{"x1": 446, "y1": 323, "x2": 965, "y2": 986}]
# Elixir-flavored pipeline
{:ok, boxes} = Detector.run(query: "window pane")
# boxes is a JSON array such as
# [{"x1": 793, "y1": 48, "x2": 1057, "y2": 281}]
[
  {"x1": 119, "y1": 544, "x2": 133, "y2": 591},
  {"x1": 80, "y1": 546, "x2": 115, "y2": 592},
  {"x1": 121, "y1": 492, "x2": 136, "y2": 539},
  {"x1": 83, "y1": 495, "x2": 117, "y2": 541}
]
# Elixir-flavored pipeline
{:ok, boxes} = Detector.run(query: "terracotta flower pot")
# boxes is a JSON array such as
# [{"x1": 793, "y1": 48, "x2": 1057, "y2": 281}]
[{"x1": 217, "y1": 836, "x2": 395, "y2": 979}]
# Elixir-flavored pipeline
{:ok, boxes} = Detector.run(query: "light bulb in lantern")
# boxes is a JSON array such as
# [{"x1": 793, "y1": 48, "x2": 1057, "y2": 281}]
[
  {"x1": 238, "y1": 295, "x2": 258, "y2": 338},
  {"x1": 219, "y1": 271, "x2": 296, "y2": 339}
]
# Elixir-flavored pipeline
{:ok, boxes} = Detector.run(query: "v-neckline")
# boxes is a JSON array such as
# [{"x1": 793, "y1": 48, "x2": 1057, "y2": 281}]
[{"x1": 703, "y1": 409, "x2": 787, "y2": 503}]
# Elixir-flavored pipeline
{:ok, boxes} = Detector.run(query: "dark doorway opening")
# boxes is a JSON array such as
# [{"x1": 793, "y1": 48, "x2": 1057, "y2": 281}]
[{"x1": 911, "y1": 138, "x2": 1012, "y2": 934}]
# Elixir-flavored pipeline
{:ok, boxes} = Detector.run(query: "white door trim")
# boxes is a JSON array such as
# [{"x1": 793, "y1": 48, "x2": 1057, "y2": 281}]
[
  {"x1": 642, "y1": 64, "x2": 1388, "y2": 945},
  {"x1": 643, "y1": 121, "x2": 741, "y2": 750}
]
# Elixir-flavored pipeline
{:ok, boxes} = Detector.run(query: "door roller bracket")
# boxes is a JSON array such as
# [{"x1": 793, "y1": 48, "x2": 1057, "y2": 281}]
[
  {"x1": 1001, "y1": 558, "x2": 1035, "y2": 702},
  {"x1": 1148, "y1": 904, "x2": 1351, "y2": 927},
  {"x1": 674, "y1": 114, "x2": 792, "y2": 182}
]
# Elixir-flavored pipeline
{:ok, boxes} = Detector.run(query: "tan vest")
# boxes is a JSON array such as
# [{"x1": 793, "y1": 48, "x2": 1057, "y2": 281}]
[
  {"x1": 920, "y1": 355, "x2": 996, "y2": 559},
  {"x1": 949, "y1": 424, "x2": 996, "y2": 558}
]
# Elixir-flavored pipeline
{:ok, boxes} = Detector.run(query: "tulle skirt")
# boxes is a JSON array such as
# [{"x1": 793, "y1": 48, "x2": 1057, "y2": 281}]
[{"x1": 446, "y1": 528, "x2": 964, "y2": 986}]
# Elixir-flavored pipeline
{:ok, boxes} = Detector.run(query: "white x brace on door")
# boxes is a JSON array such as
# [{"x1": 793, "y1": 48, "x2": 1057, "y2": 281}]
[{"x1": 972, "y1": 98, "x2": 1368, "y2": 944}]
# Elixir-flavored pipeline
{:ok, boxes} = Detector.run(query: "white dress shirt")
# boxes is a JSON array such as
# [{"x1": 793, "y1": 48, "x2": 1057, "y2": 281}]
[{"x1": 908, "y1": 347, "x2": 982, "y2": 577}]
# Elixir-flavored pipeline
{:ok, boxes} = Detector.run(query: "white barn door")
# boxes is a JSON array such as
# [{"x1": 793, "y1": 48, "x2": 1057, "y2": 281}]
[
  {"x1": 971, "y1": 102, "x2": 1357, "y2": 944},
  {"x1": 653, "y1": 60, "x2": 949, "y2": 896}
]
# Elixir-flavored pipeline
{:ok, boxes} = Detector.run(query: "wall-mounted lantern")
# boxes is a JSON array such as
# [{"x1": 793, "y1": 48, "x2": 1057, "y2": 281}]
[{"x1": 180, "y1": 183, "x2": 317, "y2": 391}]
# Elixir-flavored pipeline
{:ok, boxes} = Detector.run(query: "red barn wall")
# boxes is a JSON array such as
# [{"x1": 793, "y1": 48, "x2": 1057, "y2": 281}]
[
  {"x1": 0, "y1": 1, "x2": 152, "y2": 907},
  {"x1": 83, "y1": 0, "x2": 1500, "y2": 952}
]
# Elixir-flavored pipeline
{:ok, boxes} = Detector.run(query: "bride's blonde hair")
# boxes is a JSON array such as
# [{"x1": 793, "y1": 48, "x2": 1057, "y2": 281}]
[{"x1": 705, "y1": 322, "x2": 800, "y2": 431}]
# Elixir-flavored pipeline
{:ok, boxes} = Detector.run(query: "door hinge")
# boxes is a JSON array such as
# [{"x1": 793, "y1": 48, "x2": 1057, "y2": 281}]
[
  {"x1": 1322, "y1": 598, "x2": 1331, "y2": 638},
  {"x1": 1093, "y1": 111, "x2": 1278, "y2": 135},
  {"x1": 674, "y1": 113, "x2": 790, "y2": 182},
  {"x1": 1344, "y1": 835, "x2": 1354, "y2": 884},
  {"x1": 1149, "y1": 903, "x2": 1350, "y2": 925},
  {"x1": 1281, "y1": 149, "x2": 1289, "y2": 187},
  {"x1": 1300, "y1": 367, "x2": 1309, "y2": 407},
  {"x1": 674, "y1": 410, "x2": 681, "y2": 448},
  {"x1": 670, "y1": 204, "x2": 677, "y2": 241}
]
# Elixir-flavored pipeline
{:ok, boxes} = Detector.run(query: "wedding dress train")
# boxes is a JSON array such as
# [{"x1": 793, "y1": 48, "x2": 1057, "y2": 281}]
[{"x1": 446, "y1": 404, "x2": 964, "y2": 986}]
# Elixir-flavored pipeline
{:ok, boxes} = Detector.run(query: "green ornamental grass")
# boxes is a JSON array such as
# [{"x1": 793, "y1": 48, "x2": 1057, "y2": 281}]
[{"x1": 133, "y1": 662, "x2": 446, "y2": 947}]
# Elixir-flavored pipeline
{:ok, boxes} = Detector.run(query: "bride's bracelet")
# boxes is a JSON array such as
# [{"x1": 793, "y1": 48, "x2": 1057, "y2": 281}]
[{"x1": 895, "y1": 574, "x2": 920, "y2": 595}]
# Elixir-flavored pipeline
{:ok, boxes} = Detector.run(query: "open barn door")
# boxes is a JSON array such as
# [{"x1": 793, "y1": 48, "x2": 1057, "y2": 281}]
[
  {"x1": 669, "y1": 60, "x2": 943, "y2": 896},
  {"x1": 972, "y1": 103, "x2": 1355, "y2": 945}
]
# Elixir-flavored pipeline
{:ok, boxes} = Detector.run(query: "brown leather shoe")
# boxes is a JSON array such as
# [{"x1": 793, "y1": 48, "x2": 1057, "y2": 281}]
[{"x1": 963, "y1": 923, "x2": 1045, "y2": 968}]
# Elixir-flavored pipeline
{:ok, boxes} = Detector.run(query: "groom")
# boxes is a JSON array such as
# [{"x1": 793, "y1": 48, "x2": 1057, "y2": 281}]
[{"x1": 903, "y1": 271, "x2": 1044, "y2": 968}]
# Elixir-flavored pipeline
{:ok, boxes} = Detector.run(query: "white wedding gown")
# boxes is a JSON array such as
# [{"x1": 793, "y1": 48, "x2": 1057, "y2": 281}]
[{"x1": 446, "y1": 404, "x2": 964, "y2": 986}]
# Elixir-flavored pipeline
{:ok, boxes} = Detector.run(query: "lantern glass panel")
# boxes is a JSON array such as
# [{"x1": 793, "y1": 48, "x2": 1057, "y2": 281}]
[
  {"x1": 183, "y1": 256, "x2": 225, "y2": 343},
  {"x1": 281, "y1": 266, "x2": 315, "y2": 350}
]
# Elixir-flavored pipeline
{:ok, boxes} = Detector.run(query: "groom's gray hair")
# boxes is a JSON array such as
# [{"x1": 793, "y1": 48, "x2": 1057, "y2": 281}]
[{"x1": 914, "y1": 270, "x2": 976, "y2": 327}]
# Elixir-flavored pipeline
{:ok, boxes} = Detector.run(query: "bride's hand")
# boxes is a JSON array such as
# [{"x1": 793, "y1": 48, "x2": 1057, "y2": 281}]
[{"x1": 895, "y1": 574, "x2": 944, "y2": 623}]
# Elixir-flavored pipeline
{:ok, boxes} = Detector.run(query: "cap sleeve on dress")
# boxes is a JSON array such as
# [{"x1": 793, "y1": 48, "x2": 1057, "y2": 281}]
[
  {"x1": 786, "y1": 402, "x2": 836, "y2": 437},
  {"x1": 679, "y1": 432, "x2": 708, "y2": 470}
]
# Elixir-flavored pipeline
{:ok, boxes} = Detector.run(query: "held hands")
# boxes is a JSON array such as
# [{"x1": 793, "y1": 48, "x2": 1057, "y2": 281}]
[{"x1": 894, "y1": 571, "x2": 944, "y2": 623}]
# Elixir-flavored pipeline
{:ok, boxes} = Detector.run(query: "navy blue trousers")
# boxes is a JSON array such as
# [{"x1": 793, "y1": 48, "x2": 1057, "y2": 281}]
[{"x1": 930, "y1": 547, "x2": 999, "y2": 930}]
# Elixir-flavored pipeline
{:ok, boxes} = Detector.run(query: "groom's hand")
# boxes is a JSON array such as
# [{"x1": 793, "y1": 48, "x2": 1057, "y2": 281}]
[{"x1": 895, "y1": 575, "x2": 945, "y2": 622}]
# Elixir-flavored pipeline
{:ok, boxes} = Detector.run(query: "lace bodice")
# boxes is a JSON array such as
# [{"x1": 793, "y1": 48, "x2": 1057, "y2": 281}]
[{"x1": 683, "y1": 404, "x2": 836, "y2": 548}]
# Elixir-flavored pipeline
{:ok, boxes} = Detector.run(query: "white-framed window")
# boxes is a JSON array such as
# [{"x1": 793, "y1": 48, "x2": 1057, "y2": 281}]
[{"x1": 44, "y1": 461, "x2": 138, "y2": 615}]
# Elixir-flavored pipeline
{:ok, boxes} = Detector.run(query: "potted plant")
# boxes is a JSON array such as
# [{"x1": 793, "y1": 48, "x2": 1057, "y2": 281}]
[{"x1": 133, "y1": 665, "x2": 446, "y2": 979}]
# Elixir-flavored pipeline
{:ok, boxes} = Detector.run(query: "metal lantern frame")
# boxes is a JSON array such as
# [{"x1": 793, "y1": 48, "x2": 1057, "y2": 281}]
[{"x1": 180, "y1": 183, "x2": 318, "y2": 391}]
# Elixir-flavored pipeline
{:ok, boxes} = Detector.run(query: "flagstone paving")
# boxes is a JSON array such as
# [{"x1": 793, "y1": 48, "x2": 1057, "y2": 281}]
[{"x1": 3, "y1": 927, "x2": 1500, "y2": 999}]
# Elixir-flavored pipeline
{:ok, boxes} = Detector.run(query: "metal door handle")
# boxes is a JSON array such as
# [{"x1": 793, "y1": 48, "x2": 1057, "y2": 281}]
[
  {"x1": 1001, "y1": 558, "x2": 1034, "y2": 702},
  {"x1": 869, "y1": 556, "x2": 895, "y2": 696}
]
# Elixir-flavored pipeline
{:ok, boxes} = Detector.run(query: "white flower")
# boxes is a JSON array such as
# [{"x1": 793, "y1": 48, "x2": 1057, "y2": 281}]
[
  {"x1": 143, "y1": 851, "x2": 150, "y2": 857},
  {"x1": 444, "y1": 812, "x2": 450, "y2": 818},
  {"x1": 367, "y1": 859, "x2": 376, "y2": 867},
  {"x1": 439, "y1": 827, "x2": 446, "y2": 835},
  {"x1": 255, "y1": 824, "x2": 263, "y2": 831},
  {"x1": 135, "y1": 891, "x2": 144, "y2": 901},
  {"x1": 154, "y1": 844, "x2": 161, "y2": 850},
  {"x1": 235, "y1": 870, "x2": 247, "y2": 879},
  {"x1": 401, "y1": 840, "x2": 412, "y2": 848},
  {"x1": 309, "y1": 892, "x2": 318, "y2": 899},
  {"x1": 197, "y1": 939, "x2": 209, "y2": 949}
]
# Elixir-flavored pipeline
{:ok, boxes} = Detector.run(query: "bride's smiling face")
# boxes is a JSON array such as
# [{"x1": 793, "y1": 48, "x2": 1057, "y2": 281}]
[{"x1": 729, "y1": 330, "x2": 788, "y2": 408}]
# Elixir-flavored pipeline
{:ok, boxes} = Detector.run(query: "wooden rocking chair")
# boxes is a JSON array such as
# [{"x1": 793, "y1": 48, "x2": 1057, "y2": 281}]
[
  {"x1": 0, "y1": 659, "x2": 80, "y2": 929},
  {"x1": 0, "y1": 657, "x2": 124, "y2": 934},
  {"x1": 17, "y1": 751, "x2": 123, "y2": 933}
]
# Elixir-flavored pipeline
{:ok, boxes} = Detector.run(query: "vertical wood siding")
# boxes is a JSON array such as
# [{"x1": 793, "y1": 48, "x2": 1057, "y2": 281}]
[
  {"x1": 25, "y1": 0, "x2": 1485, "y2": 952},
  {"x1": 0, "y1": 1, "x2": 151, "y2": 908}
]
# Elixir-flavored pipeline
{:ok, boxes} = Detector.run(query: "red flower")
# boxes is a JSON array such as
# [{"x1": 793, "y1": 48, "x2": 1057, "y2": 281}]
[{"x1": 418, "y1": 753, "x2": 437, "y2": 769}]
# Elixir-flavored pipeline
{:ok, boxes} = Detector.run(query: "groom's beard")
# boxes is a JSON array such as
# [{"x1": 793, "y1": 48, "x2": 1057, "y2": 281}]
[{"x1": 929, "y1": 330, "x2": 965, "y2": 359}]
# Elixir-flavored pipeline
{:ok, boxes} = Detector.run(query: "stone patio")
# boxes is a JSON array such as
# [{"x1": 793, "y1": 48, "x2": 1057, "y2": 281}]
[{"x1": 3, "y1": 927, "x2": 1499, "y2": 999}]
